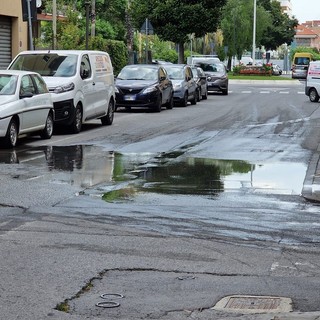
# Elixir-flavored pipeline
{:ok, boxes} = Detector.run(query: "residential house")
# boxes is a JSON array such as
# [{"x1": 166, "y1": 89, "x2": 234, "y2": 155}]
[{"x1": 294, "y1": 23, "x2": 320, "y2": 51}]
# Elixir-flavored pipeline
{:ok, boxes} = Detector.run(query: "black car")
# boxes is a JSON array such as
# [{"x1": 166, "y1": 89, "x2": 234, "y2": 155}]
[
  {"x1": 115, "y1": 64, "x2": 174, "y2": 112},
  {"x1": 191, "y1": 66, "x2": 208, "y2": 101},
  {"x1": 195, "y1": 61, "x2": 229, "y2": 95}
]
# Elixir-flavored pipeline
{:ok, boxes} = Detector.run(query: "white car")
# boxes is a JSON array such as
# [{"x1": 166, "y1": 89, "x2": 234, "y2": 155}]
[{"x1": 0, "y1": 70, "x2": 54, "y2": 148}]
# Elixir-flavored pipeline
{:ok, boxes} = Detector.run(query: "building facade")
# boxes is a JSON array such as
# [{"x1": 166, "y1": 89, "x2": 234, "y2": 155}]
[
  {"x1": 278, "y1": 0, "x2": 293, "y2": 18},
  {"x1": 0, "y1": 1, "x2": 28, "y2": 68}
]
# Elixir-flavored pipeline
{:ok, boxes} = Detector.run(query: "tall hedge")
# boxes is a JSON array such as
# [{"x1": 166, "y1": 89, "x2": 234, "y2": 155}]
[
  {"x1": 87, "y1": 36, "x2": 128, "y2": 75},
  {"x1": 105, "y1": 40, "x2": 128, "y2": 75}
]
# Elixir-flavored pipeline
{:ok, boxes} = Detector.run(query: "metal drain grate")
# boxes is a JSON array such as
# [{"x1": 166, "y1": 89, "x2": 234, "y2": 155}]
[{"x1": 212, "y1": 295, "x2": 292, "y2": 314}]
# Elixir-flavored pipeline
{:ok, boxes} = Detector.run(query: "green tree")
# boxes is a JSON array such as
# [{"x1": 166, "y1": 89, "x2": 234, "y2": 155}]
[
  {"x1": 220, "y1": 0, "x2": 271, "y2": 68},
  {"x1": 258, "y1": 0, "x2": 298, "y2": 50},
  {"x1": 130, "y1": 0, "x2": 226, "y2": 63}
]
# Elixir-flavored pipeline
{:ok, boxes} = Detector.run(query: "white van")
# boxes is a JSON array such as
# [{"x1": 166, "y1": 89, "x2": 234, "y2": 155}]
[
  {"x1": 305, "y1": 60, "x2": 320, "y2": 102},
  {"x1": 8, "y1": 50, "x2": 116, "y2": 133}
]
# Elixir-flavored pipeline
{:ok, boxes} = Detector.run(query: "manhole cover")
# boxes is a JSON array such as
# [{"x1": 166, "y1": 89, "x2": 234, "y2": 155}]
[{"x1": 212, "y1": 295, "x2": 292, "y2": 314}]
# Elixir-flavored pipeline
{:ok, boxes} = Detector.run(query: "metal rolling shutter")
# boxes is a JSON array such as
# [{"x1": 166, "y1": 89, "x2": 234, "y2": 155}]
[{"x1": 0, "y1": 16, "x2": 12, "y2": 69}]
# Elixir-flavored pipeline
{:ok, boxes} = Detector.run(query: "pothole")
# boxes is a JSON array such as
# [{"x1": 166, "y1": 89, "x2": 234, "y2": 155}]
[{"x1": 212, "y1": 295, "x2": 293, "y2": 314}]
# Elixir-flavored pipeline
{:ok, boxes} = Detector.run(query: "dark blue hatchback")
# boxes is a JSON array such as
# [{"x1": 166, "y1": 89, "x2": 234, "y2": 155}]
[{"x1": 115, "y1": 64, "x2": 174, "y2": 112}]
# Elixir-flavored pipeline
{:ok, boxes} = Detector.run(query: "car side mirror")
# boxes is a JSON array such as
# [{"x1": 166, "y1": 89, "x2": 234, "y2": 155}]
[
  {"x1": 20, "y1": 92, "x2": 33, "y2": 99},
  {"x1": 159, "y1": 76, "x2": 166, "y2": 81}
]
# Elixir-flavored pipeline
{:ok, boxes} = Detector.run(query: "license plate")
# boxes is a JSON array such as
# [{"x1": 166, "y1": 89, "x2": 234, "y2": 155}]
[{"x1": 124, "y1": 95, "x2": 135, "y2": 101}]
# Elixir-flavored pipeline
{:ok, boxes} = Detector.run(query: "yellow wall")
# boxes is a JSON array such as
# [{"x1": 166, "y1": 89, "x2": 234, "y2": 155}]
[{"x1": 0, "y1": 1, "x2": 28, "y2": 59}]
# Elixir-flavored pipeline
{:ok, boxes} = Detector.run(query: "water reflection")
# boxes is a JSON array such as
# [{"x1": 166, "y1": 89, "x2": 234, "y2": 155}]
[
  {"x1": 109, "y1": 153, "x2": 307, "y2": 198},
  {"x1": 0, "y1": 147, "x2": 307, "y2": 195},
  {"x1": 0, "y1": 145, "x2": 114, "y2": 188},
  {"x1": 112, "y1": 153, "x2": 252, "y2": 196}
]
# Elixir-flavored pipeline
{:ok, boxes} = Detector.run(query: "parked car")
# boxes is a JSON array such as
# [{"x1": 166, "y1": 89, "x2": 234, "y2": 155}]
[
  {"x1": 163, "y1": 64, "x2": 197, "y2": 107},
  {"x1": 196, "y1": 62, "x2": 229, "y2": 95},
  {"x1": 191, "y1": 66, "x2": 208, "y2": 101},
  {"x1": 115, "y1": 64, "x2": 173, "y2": 112},
  {"x1": 0, "y1": 70, "x2": 54, "y2": 148},
  {"x1": 292, "y1": 52, "x2": 313, "y2": 79},
  {"x1": 8, "y1": 50, "x2": 115, "y2": 133},
  {"x1": 305, "y1": 60, "x2": 320, "y2": 102},
  {"x1": 272, "y1": 64, "x2": 282, "y2": 76}
]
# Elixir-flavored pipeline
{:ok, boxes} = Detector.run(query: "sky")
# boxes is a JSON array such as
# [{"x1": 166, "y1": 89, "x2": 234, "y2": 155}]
[{"x1": 290, "y1": 0, "x2": 320, "y2": 23}]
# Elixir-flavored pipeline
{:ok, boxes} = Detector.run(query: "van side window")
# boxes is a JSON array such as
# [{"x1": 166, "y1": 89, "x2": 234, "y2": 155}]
[{"x1": 80, "y1": 55, "x2": 92, "y2": 79}]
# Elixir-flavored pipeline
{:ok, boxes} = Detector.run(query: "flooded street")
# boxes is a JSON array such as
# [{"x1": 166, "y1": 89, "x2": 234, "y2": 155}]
[{"x1": 2, "y1": 82, "x2": 320, "y2": 319}]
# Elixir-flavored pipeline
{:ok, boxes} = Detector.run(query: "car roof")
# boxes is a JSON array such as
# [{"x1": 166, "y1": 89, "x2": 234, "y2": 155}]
[
  {"x1": 123, "y1": 64, "x2": 162, "y2": 69},
  {"x1": 16, "y1": 50, "x2": 108, "y2": 55},
  {"x1": 0, "y1": 70, "x2": 39, "y2": 76}
]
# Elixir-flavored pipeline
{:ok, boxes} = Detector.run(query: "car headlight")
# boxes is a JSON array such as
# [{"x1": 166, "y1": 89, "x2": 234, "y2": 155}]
[
  {"x1": 53, "y1": 82, "x2": 75, "y2": 94},
  {"x1": 142, "y1": 86, "x2": 158, "y2": 94}
]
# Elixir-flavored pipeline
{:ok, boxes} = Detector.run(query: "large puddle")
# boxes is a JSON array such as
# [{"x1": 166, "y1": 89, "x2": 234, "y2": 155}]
[{"x1": 0, "y1": 145, "x2": 307, "y2": 197}]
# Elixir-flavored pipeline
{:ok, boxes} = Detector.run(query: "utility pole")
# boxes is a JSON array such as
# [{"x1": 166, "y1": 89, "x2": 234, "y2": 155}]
[
  {"x1": 52, "y1": 0, "x2": 57, "y2": 49},
  {"x1": 26, "y1": 0, "x2": 34, "y2": 50},
  {"x1": 91, "y1": 0, "x2": 95, "y2": 37},
  {"x1": 252, "y1": 0, "x2": 256, "y2": 65},
  {"x1": 85, "y1": 1, "x2": 90, "y2": 49}
]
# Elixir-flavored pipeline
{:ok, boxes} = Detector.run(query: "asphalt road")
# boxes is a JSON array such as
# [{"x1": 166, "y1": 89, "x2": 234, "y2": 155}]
[{"x1": 1, "y1": 79, "x2": 320, "y2": 319}]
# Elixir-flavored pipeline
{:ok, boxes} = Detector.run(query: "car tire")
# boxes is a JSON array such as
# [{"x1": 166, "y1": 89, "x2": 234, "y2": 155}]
[
  {"x1": 190, "y1": 91, "x2": 197, "y2": 105},
  {"x1": 309, "y1": 88, "x2": 320, "y2": 102},
  {"x1": 202, "y1": 88, "x2": 208, "y2": 100},
  {"x1": 153, "y1": 95, "x2": 162, "y2": 112},
  {"x1": 40, "y1": 112, "x2": 54, "y2": 139},
  {"x1": 222, "y1": 88, "x2": 228, "y2": 95},
  {"x1": 3, "y1": 119, "x2": 18, "y2": 148},
  {"x1": 101, "y1": 99, "x2": 114, "y2": 125},
  {"x1": 166, "y1": 94, "x2": 174, "y2": 110},
  {"x1": 72, "y1": 105, "x2": 83, "y2": 133},
  {"x1": 196, "y1": 88, "x2": 201, "y2": 102},
  {"x1": 180, "y1": 92, "x2": 188, "y2": 107}
]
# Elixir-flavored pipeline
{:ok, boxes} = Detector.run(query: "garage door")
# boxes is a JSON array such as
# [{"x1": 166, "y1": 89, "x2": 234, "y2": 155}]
[{"x1": 0, "y1": 16, "x2": 12, "y2": 69}]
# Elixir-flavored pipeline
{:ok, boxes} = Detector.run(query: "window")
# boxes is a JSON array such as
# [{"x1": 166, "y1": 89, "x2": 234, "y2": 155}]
[
  {"x1": 80, "y1": 55, "x2": 92, "y2": 78},
  {"x1": 20, "y1": 75, "x2": 36, "y2": 95},
  {"x1": 31, "y1": 74, "x2": 48, "y2": 94}
]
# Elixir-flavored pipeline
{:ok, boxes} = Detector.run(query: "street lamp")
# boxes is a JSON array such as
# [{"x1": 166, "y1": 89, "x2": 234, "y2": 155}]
[{"x1": 252, "y1": 0, "x2": 256, "y2": 65}]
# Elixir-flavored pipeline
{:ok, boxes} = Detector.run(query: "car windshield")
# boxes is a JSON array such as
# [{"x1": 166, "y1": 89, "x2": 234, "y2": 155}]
[
  {"x1": 165, "y1": 67, "x2": 184, "y2": 80},
  {"x1": 201, "y1": 63, "x2": 225, "y2": 73},
  {"x1": 0, "y1": 75, "x2": 18, "y2": 95},
  {"x1": 117, "y1": 66, "x2": 158, "y2": 80},
  {"x1": 9, "y1": 54, "x2": 78, "y2": 77}
]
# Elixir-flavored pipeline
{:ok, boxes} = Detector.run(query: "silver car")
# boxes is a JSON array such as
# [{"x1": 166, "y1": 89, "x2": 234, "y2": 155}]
[
  {"x1": 0, "y1": 70, "x2": 54, "y2": 148},
  {"x1": 163, "y1": 64, "x2": 197, "y2": 107}
]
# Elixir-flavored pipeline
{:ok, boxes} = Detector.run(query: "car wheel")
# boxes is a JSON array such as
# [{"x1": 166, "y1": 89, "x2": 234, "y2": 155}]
[
  {"x1": 72, "y1": 105, "x2": 83, "y2": 133},
  {"x1": 190, "y1": 91, "x2": 197, "y2": 105},
  {"x1": 196, "y1": 88, "x2": 201, "y2": 102},
  {"x1": 166, "y1": 93, "x2": 174, "y2": 110},
  {"x1": 309, "y1": 88, "x2": 320, "y2": 102},
  {"x1": 4, "y1": 119, "x2": 18, "y2": 148},
  {"x1": 153, "y1": 95, "x2": 162, "y2": 112},
  {"x1": 40, "y1": 112, "x2": 54, "y2": 139},
  {"x1": 222, "y1": 88, "x2": 228, "y2": 95},
  {"x1": 180, "y1": 92, "x2": 188, "y2": 107},
  {"x1": 101, "y1": 99, "x2": 114, "y2": 125},
  {"x1": 202, "y1": 88, "x2": 208, "y2": 100}
]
